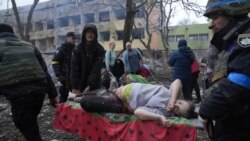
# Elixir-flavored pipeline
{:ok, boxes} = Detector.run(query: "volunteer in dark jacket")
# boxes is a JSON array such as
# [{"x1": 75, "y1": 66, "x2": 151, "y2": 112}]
[
  {"x1": 52, "y1": 32, "x2": 76, "y2": 102},
  {"x1": 198, "y1": 0, "x2": 250, "y2": 140},
  {"x1": 168, "y1": 39, "x2": 195, "y2": 100},
  {"x1": 0, "y1": 23, "x2": 58, "y2": 141},
  {"x1": 71, "y1": 23, "x2": 105, "y2": 94}
]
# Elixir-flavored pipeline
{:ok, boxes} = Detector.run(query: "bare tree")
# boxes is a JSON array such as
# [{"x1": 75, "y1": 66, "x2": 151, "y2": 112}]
[
  {"x1": 77, "y1": 0, "x2": 204, "y2": 55},
  {"x1": 11, "y1": 0, "x2": 39, "y2": 41},
  {"x1": 0, "y1": 0, "x2": 11, "y2": 23},
  {"x1": 158, "y1": 0, "x2": 204, "y2": 52},
  {"x1": 135, "y1": 1, "x2": 157, "y2": 55},
  {"x1": 123, "y1": 0, "x2": 147, "y2": 50}
]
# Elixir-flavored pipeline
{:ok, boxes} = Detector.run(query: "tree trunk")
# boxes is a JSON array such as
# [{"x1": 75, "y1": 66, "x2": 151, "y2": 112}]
[
  {"x1": 25, "y1": 0, "x2": 39, "y2": 42},
  {"x1": 123, "y1": 0, "x2": 136, "y2": 50},
  {"x1": 11, "y1": 0, "x2": 39, "y2": 41},
  {"x1": 11, "y1": 0, "x2": 24, "y2": 40}
]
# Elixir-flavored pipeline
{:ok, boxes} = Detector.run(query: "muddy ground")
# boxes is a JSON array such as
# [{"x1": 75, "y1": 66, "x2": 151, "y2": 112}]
[{"x1": 0, "y1": 64, "x2": 209, "y2": 141}]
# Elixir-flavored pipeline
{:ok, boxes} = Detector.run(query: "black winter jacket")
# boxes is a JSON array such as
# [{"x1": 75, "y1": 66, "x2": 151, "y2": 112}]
[
  {"x1": 168, "y1": 46, "x2": 195, "y2": 82},
  {"x1": 70, "y1": 23, "x2": 105, "y2": 91},
  {"x1": 52, "y1": 42, "x2": 75, "y2": 83},
  {"x1": 0, "y1": 32, "x2": 58, "y2": 100},
  {"x1": 199, "y1": 20, "x2": 250, "y2": 141}
]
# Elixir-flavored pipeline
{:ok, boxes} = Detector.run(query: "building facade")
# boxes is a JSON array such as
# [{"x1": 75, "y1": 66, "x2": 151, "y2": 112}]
[
  {"x1": 1, "y1": 0, "x2": 154, "y2": 52},
  {"x1": 167, "y1": 23, "x2": 212, "y2": 58}
]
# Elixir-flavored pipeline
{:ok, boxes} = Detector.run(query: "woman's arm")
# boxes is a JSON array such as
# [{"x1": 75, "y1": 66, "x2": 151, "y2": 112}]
[
  {"x1": 123, "y1": 51, "x2": 129, "y2": 73},
  {"x1": 134, "y1": 108, "x2": 171, "y2": 126},
  {"x1": 167, "y1": 79, "x2": 182, "y2": 111},
  {"x1": 105, "y1": 50, "x2": 111, "y2": 70}
]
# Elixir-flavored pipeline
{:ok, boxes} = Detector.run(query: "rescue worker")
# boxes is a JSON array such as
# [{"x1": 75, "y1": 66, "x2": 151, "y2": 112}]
[
  {"x1": 52, "y1": 32, "x2": 76, "y2": 102},
  {"x1": 198, "y1": 0, "x2": 250, "y2": 140},
  {"x1": 0, "y1": 23, "x2": 58, "y2": 141}
]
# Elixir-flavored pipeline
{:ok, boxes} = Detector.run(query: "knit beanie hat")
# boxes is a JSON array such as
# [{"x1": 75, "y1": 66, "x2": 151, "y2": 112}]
[
  {"x1": 178, "y1": 39, "x2": 187, "y2": 47},
  {"x1": 0, "y1": 24, "x2": 14, "y2": 34}
]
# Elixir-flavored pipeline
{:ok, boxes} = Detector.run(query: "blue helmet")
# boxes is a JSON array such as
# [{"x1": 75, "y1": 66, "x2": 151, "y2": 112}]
[{"x1": 204, "y1": 0, "x2": 250, "y2": 18}]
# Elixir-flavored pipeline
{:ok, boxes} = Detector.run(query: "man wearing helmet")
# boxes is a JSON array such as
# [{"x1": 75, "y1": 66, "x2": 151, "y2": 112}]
[{"x1": 199, "y1": 0, "x2": 250, "y2": 141}]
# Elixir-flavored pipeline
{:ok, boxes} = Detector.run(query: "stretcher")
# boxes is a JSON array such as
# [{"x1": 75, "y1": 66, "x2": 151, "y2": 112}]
[{"x1": 53, "y1": 101, "x2": 197, "y2": 141}]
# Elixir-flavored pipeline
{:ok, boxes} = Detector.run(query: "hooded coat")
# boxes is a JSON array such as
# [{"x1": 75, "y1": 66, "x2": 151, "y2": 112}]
[
  {"x1": 70, "y1": 23, "x2": 105, "y2": 91},
  {"x1": 168, "y1": 39, "x2": 195, "y2": 81}
]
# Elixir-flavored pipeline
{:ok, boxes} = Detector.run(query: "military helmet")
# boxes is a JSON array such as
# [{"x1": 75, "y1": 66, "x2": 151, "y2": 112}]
[{"x1": 204, "y1": 0, "x2": 250, "y2": 18}]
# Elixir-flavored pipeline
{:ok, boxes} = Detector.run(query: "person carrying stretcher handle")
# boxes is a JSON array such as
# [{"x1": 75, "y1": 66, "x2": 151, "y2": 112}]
[{"x1": 69, "y1": 79, "x2": 197, "y2": 127}]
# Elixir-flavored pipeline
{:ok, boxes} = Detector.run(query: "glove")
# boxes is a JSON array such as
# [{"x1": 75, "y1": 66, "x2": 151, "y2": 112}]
[{"x1": 49, "y1": 97, "x2": 58, "y2": 108}]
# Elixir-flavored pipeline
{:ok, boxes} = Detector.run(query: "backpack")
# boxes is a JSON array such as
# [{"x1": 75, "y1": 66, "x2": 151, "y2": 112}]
[
  {"x1": 135, "y1": 48, "x2": 143, "y2": 56},
  {"x1": 102, "y1": 70, "x2": 111, "y2": 89},
  {"x1": 113, "y1": 58, "x2": 124, "y2": 79}
]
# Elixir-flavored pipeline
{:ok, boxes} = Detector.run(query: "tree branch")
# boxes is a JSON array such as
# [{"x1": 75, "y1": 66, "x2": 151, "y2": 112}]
[
  {"x1": 11, "y1": 0, "x2": 24, "y2": 39},
  {"x1": 25, "y1": 0, "x2": 39, "y2": 41}
]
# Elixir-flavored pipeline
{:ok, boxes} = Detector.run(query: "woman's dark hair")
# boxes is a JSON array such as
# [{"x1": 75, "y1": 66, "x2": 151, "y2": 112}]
[{"x1": 185, "y1": 101, "x2": 198, "y2": 119}]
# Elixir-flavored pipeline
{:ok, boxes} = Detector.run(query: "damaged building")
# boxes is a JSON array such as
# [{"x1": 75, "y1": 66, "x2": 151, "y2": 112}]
[{"x1": 0, "y1": 0, "x2": 160, "y2": 52}]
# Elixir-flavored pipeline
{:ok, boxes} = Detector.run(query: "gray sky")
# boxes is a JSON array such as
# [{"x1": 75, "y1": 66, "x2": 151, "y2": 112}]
[
  {"x1": 0, "y1": 0, "x2": 49, "y2": 10},
  {"x1": 0, "y1": 0, "x2": 208, "y2": 26}
]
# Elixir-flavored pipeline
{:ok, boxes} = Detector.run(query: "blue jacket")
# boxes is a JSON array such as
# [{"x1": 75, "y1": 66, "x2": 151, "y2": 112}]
[
  {"x1": 123, "y1": 48, "x2": 142, "y2": 73},
  {"x1": 168, "y1": 46, "x2": 195, "y2": 82}
]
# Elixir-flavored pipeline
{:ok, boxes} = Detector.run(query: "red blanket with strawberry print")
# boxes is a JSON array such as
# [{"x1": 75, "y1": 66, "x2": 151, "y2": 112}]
[{"x1": 53, "y1": 102, "x2": 197, "y2": 141}]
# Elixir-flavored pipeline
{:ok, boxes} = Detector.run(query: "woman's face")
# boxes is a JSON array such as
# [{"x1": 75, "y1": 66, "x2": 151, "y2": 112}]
[
  {"x1": 172, "y1": 100, "x2": 190, "y2": 118},
  {"x1": 126, "y1": 43, "x2": 132, "y2": 51},
  {"x1": 110, "y1": 42, "x2": 116, "y2": 50}
]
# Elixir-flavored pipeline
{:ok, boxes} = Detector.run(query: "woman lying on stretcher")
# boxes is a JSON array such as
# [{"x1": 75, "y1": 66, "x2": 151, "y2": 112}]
[{"x1": 69, "y1": 79, "x2": 197, "y2": 126}]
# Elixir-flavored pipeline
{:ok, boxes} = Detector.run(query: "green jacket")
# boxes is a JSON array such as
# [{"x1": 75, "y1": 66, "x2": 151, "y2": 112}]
[{"x1": 0, "y1": 39, "x2": 46, "y2": 87}]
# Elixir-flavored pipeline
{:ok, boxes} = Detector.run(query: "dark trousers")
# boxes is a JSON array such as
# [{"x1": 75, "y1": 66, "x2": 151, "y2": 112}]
[
  {"x1": 180, "y1": 78, "x2": 192, "y2": 100},
  {"x1": 10, "y1": 93, "x2": 45, "y2": 141},
  {"x1": 130, "y1": 70, "x2": 140, "y2": 75},
  {"x1": 79, "y1": 90, "x2": 125, "y2": 113},
  {"x1": 191, "y1": 72, "x2": 201, "y2": 101},
  {"x1": 59, "y1": 82, "x2": 70, "y2": 103}
]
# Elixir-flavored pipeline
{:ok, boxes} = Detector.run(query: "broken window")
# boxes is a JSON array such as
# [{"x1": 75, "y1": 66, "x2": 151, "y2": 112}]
[
  {"x1": 99, "y1": 11, "x2": 110, "y2": 22},
  {"x1": 58, "y1": 17, "x2": 69, "y2": 27},
  {"x1": 84, "y1": 0, "x2": 93, "y2": 2},
  {"x1": 58, "y1": 35, "x2": 66, "y2": 44},
  {"x1": 135, "y1": 9, "x2": 145, "y2": 18},
  {"x1": 85, "y1": 13, "x2": 94, "y2": 23},
  {"x1": 99, "y1": 31, "x2": 110, "y2": 41},
  {"x1": 70, "y1": 15, "x2": 81, "y2": 26},
  {"x1": 34, "y1": 21, "x2": 44, "y2": 31},
  {"x1": 115, "y1": 8, "x2": 125, "y2": 20},
  {"x1": 37, "y1": 39, "x2": 47, "y2": 52},
  {"x1": 47, "y1": 37, "x2": 55, "y2": 50},
  {"x1": 132, "y1": 28, "x2": 144, "y2": 39},
  {"x1": 47, "y1": 20, "x2": 54, "y2": 29},
  {"x1": 116, "y1": 30, "x2": 124, "y2": 40}
]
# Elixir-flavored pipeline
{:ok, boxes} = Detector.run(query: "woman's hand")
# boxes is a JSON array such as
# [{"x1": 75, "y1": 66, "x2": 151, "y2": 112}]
[
  {"x1": 166, "y1": 99, "x2": 176, "y2": 112},
  {"x1": 159, "y1": 116, "x2": 172, "y2": 127}
]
